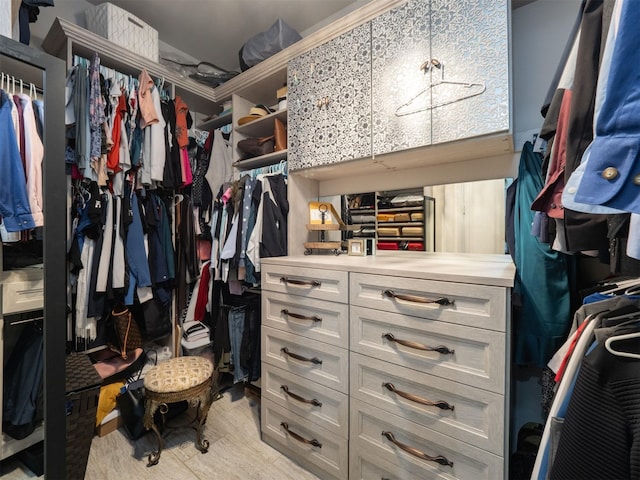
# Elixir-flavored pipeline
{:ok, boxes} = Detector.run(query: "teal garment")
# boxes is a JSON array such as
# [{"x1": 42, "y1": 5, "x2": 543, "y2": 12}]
[{"x1": 513, "y1": 142, "x2": 572, "y2": 367}]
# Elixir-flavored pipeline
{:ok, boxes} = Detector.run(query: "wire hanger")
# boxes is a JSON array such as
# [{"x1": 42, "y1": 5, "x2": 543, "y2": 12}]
[{"x1": 395, "y1": 59, "x2": 486, "y2": 116}]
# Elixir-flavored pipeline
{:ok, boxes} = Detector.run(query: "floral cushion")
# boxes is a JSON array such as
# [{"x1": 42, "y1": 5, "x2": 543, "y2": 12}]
[{"x1": 143, "y1": 356, "x2": 213, "y2": 393}]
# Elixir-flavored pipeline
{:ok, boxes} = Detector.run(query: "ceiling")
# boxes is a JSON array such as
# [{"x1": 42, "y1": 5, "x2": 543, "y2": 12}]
[
  {"x1": 82, "y1": 0, "x2": 535, "y2": 74},
  {"x1": 85, "y1": 0, "x2": 365, "y2": 73}
]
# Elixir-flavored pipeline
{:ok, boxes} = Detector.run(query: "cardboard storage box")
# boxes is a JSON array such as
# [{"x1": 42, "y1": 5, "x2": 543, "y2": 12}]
[{"x1": 85, "y1": 2, "x2": 159, "y2": 62}]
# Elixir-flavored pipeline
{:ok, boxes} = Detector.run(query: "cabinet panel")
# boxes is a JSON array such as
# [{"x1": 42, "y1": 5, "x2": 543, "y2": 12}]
[
  {"x1": 262, "y1": 363, "x2": 349, "y2": 438},
  {"x1": 371, "y1": 0, "x2": 432, "y2": 156},
  {"x1": 351, "y1": 352, "x2": 504, "y2": 454},
  {"x1": 350, "y1": 398, "x2": 503, "y2": 480},
  {"x1": 430, "y1": 0, "x2": 510, "y2": 144},
  {"x1": 262, "y1": 398, "x2": 348, "y2": 480},
  {"x1": 1, "y1": 270, "x2": 44, "y2": 314},
  {"x1": 263, "y1": 291, "x2": 349, "y2": 348},
  {"x1": 350, "y1": 305, "x2": 506, "y2": 393},
  {"x1": 262, "y1": 326, "x2": 349, "y2": 394},
  {"x1": 262, "y1": 263, "x2": 349, "y2": 304},
  {"x1": 350, "y1": 445, "x2": 425, "y2": 480},
  {"x1": 288, "y1": 22, "x2": 372, "y2": 171},
  {"x1": 350, "y1": 272, "x2": 507, "y2": 332}
]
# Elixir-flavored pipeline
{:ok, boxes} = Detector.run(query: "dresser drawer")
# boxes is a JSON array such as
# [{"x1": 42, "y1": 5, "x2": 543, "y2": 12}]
[
  {"x1": 350, "y1": 399, "x2": 503, "y2": 480},
  {"x1": 350, "y1": 444, "x2": 425, "y2": 480},
  {"x1": 262, "y1": 326, "x2": 349, "y2": 394},
  {"x1": 262, "y1": 264, "x2": 349, "y2": 303},
  {"x1": 351, "y1": 352, "x2": 504, "y2": 455},
  {"x1": 350, "y1": 273, "x2": 507, "y2": 331},
  {"x1": 263, "y1": 363, "x2": 349, "y2": 438},
  {"x1": 350, "y1": 306, "x2": 506, "y2": 393},
  {"x1": 1, "y1": 269, "x2": 44, "y2": 314},
  {"x1": 262, "y1": 398, "x2": 348, "y2": 480},
  {"x1": 263, "y1": 291, "x2": 349, "y2": 349}
]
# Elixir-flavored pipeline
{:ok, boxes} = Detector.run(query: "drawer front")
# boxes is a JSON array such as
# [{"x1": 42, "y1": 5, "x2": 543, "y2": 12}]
[
  {"x1": 351, "y1": 352, "x2": 504, "y2": 455},
  {"x1": 350, "y1": 444, "x2": 425, "y2": 480},
  {"x1": 2, "y1": 275, "x2": 44, "y2": 314},
  {"x1": 263, "y1": 363, "x2": 349, "y2": 438},
  {"x1": 350, "y1": 306, "x2": 506, "y2": 393},
  {"x1": 262, "y1": 398, "x2": 348, "y2": 480},
  {"x1": 350, "y1": 273, "x2": 507, "y2": 331},
  {"x1": 263, "y1": 291, "x2": 349, "y2": 348},
  {"x1": 262, "y1": 264, "x2": 348, "y2": 303},
  {"x1": 262, "y1": 326, "x2": 349, "y2": 394},
  {"x1": 350, "y1": 399, "x2": 503, "y2": 480}
]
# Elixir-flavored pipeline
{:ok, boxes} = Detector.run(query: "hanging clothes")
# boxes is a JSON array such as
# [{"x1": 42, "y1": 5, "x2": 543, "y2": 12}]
[
  {"x1": 513, "y1": 142, "x2": 572, "y2": 367},
  {"x1": 0, "y1": 90, "x2": 35, "y2": 233}
]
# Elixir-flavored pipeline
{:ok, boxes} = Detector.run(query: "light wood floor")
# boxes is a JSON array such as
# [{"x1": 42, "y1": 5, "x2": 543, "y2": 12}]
[{"x1": 1, "y1": 382, "x2": 321, "y2": 480}]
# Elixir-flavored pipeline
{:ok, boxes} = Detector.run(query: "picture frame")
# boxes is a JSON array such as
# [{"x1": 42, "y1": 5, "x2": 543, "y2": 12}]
[{"x1": 347, "y1": 238, "x2": 366, "y2": 256}]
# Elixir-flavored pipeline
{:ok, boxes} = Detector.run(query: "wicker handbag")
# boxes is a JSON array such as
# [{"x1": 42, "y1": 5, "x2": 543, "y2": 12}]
[{"x1": 108, "y1": 306, "x2": 143, "y2": 360}]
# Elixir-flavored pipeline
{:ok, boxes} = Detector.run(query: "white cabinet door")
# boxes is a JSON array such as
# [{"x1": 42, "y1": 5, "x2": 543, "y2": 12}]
[
  {"x1": 371, "y1": 0, "x2": 432, "y2": 156},
  {"x1": 430, "y1": 0, "x2": 510, "y2": 144},
  {"x1": 287, "y1": 22, "x2": 372, "y2": 171}
]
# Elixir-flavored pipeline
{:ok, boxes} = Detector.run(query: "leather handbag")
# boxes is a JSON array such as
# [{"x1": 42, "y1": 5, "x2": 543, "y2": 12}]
[
  {"x1": 237, "y1": 135, "x2": 274, "y2": 158},
  {"x1": 108, "y1": 305, "x2": 143, "y2": 360},
  {"x1": 274, "y1": 118, "x2": 287, "y2": 151}
]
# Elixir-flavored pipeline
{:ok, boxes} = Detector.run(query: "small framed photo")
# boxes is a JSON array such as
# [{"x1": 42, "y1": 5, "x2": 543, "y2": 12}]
[{"x1": 348, "y1": 238, "x2": 365, "y2": 256}]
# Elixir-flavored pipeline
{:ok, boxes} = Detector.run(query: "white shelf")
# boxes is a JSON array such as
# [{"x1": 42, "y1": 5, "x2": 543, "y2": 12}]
[
  {"x1": 233, "y1": 150, "x2": 288, "y2": 171},
  {"x1": 197, "y1": 112, "x2": 232, "y2": 130},
  {"x1": 235, "y1": 108, "x2": 288, "y2": 135},
  {"x1": 1, "y1": 424, "x2": 44, "y2": 460}
]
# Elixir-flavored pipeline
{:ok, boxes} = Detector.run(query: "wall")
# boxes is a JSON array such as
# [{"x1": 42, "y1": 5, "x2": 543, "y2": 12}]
[
  {"x1": 0, "y1": 0, "x2": 10, "y2": 38},
  {"x1": 511, "y1": 0, "x2": 581, "y2": 149}
]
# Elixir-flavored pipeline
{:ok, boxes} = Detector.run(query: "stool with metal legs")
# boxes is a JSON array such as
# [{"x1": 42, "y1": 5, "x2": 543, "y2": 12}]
[{"x1": 142, "y1": 356, "x2": 214, "y2": 467}]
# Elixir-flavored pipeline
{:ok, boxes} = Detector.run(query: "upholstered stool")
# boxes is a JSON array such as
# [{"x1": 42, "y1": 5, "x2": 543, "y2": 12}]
[{"x1": 143, "y1": 356, "x2": 214, "y2": 466}]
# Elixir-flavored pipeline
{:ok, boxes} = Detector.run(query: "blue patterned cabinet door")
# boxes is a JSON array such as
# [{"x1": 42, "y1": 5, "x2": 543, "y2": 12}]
[
  {"x1": 287, "y1": 22, "x2": 372, "y2": 171},
  {"x1": 430, "y1": 0, "x2": 510, "y2": 144},
  {"x1": 371, "y1": 0, "x2": 432, "y2": 156}
]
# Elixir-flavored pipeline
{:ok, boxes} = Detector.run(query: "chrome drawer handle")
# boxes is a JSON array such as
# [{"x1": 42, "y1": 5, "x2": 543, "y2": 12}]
[
  {"x1": 281, "y1": 309, "x2": 322, "y2": 323},
  {"x1": 281, "y1": 347, "x2": 323, "y2": 365},
  {"x1": 280, "y1": 276, "x2": 321, "y2": 287},
  {"x1": 383, "y1": 289, "x2": 454, "y2": 306},
  {"x1": 382, "y1": 431, "x2": 453, "y2": 467},
  {"x1": 382, "y1": 382, "x2": 454, "y2": 411},
  {"x1": 281, "y1": 385, "x2": 322, "y2": 407},
  {"x1": 281, "y1": 422, "x2": 322, "y2": 448},
  {"x1": 382, "y1": 333, "x2": 455, "y2": 355}
]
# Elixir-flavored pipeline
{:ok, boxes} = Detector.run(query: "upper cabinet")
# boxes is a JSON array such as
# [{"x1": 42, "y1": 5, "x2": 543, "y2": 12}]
[
  {"x1": 371, "y1": 0, "x2": 432, "y2": 156},
  {"x1": 287, "y1": 23, "x2": 372, "y2": 171},
  {"x1": 288, "y1": 0, "x2": 510, "y2": 172},
  {"x1": 429, "y1": 0, "x2": 510, "y2": 144}
]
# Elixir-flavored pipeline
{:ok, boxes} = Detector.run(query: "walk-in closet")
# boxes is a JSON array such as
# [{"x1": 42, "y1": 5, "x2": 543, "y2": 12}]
[{"x1": 1, "y1": 0, "x2": 638, "y2": 479}]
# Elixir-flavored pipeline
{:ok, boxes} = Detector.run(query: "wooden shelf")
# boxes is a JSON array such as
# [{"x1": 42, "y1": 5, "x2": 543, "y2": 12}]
[
  {"x1": 235, "y1": 108, "x2": 287, "y2": 135},
  {"x1": 197, "y1": 112, "x2": 232, "y2": 130},
  {"x1": 377, "y1": 205, "x2": 423, "y2": 213},
  {"x1": 233, "y1": 150, "x2": 288, "y2": 171}
]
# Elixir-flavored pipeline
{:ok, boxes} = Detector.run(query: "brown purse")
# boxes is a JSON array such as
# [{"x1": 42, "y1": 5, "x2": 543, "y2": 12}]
[
  {"x1": 237, "y1": 135, "x2": 275, "y2": 158},
  {"x1": 274, "y1": 118, "x2": 287, "y2": 151},
  {"x1": 108, "y1": 306, "x2": 143, "y2": 360}
]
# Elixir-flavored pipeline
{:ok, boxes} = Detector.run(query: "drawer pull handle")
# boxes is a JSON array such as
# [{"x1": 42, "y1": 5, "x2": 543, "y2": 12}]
[
  {"x1": 382, "y1": 382, "x2": 454, "y2": 411},
  {"x1": 281, "y1": 385, "x2": 323, "y2": 407},
  {"x1": 281, "y1": 347, "x2": 323, "y2": 365},
  {"x1": 281, "y1": 309, "x2": 322, "y2": 323},
  {"x1": 281, "y1": 422, "x2": 322, "y2": 448},
  {"x1": 383, "y1": 289, "x2": 454, "y2": 306},
  {"x1": 381, "y1": 431, "x2": 453, "y2": 467},
  {"x1": 280, "y1": 276, "x2": 321, "y2": 288},
  {"x1": 382, "y1": 333, "x2": 455, "y2": 355}
]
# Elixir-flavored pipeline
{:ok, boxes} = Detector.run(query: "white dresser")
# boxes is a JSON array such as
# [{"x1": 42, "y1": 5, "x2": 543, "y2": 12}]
[{"x1": 260, "y1": 253, "x2": 515, "y2": 480}]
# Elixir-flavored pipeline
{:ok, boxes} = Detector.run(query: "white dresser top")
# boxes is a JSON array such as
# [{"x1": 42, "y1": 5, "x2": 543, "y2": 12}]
[{"x1": 262, "y1": 252, "x2": 515, "y2": 288}]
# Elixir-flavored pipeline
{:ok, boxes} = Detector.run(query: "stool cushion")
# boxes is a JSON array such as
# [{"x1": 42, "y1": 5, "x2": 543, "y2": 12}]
[{"x1": 144, "y1": 356, "x2": 213, "y2": 393}]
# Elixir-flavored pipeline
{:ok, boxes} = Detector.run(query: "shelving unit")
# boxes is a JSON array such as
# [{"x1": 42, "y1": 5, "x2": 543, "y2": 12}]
[
  {"x1": 232, "y1": 93, "x2": 288, "y2": 170},
  {"x1": 343, "y1": 189, "x2": 435, "y2": 252}
]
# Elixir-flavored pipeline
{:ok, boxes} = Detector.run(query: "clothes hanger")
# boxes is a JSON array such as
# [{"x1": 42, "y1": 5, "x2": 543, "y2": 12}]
[
  {"x1": 605, "y1": 329, "x2": 640, "y2": 359},
  {"x1": 395, "y1": 59, "x2": 486, "y2": 116},
  {"x1": 599, "y1": 277, "x2": 640, "y2": 295}
]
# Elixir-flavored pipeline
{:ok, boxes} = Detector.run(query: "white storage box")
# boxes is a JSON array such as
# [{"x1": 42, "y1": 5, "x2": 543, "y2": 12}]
[
  {"x1": 181, "y1": 336, "x2": 213, "y2": 357},
  {"x1": 85, "y1": 2, "x2": 159, "y2": 62}
]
